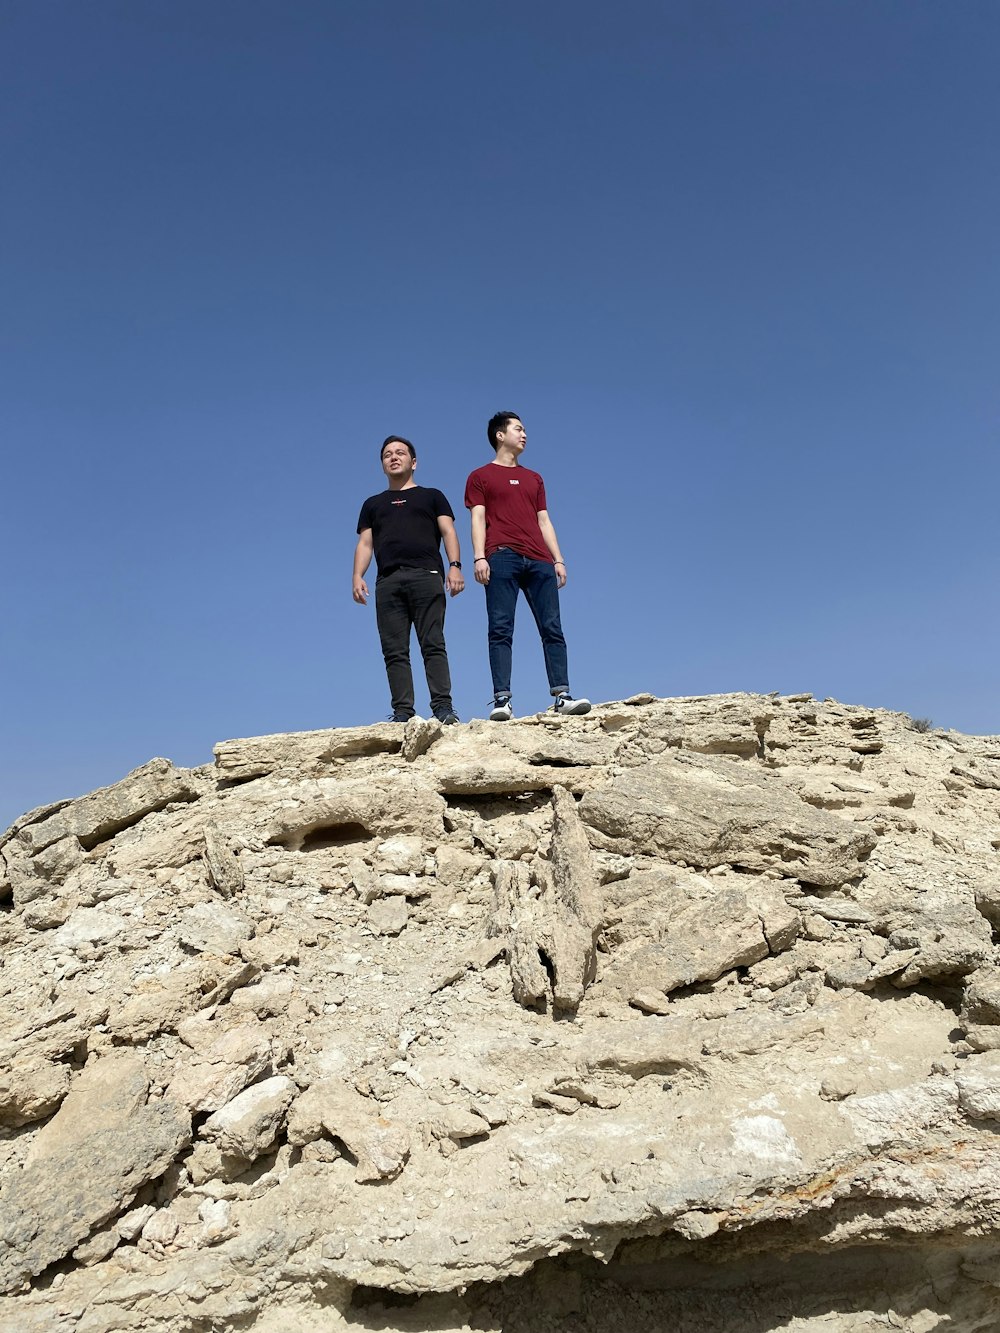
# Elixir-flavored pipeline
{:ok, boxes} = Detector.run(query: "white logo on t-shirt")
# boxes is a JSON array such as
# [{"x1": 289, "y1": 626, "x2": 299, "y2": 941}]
[{"x1": 509, "y1": 479, "x2": 519, "y2": 485}]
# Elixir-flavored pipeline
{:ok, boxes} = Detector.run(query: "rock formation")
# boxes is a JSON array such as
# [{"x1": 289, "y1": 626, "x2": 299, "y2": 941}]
[{"x1": 2, "y1": 692, "x2": 1000, "y2": 1331}]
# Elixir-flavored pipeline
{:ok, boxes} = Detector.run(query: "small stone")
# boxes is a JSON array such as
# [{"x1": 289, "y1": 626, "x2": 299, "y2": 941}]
[
  {"x1": 957, "y1": 1072, "x2": 1000, "y2": 1121},
  {"x1": 378, "y1": 873, "x2": 429, "y2": 900},
  {"x1": 368, "y1": 898, "x2": 409, "y2": 937},
  {"x1": 803, "y1": 914, "x2": 836, "y2": 941},
  {"x1": 142, "y1": 1208, "x2": 181, "y2": 1246},
  {"x1": 673, "y1": 1210, "x2": 723, "y2": 1240},
  {"x1": 629, "y1": 989, "x2": 670, "y2": 1015},
  {"x1": 965, "y1": 1027, "x2": 1000, "y2": 1053},
  {"x1": 820, "y1": 1076, "x2": 858, "y2": 1101},
  {"x1": 375, "y1": 836, "x2": 424, "y2": 875},
  {"x1": 196, "y1": 1198, "x2": 232, "y2": 1242},
  {"x1": 824, "y1": 957, "x2": 872, "y2": 990},
  {"x1": 72, "y1": 1223, "x2": 119, "y2": 1265},
  {"x1": 117, "y1": 1204, "x2": 156, "y2": 1242}
]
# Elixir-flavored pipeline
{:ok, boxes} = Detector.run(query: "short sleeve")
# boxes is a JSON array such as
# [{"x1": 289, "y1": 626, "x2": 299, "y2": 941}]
[
  {"x1": 535, "y1": 473, "x2": 548, "y2": 512},
  {"x1": 429, "y1": 488, "x2": 455, "y2": 521},
  {"x1": 357, "y1": 499, "x2": 373, "y2": 534},
  {"x1": 464, "y1": 469, "x2": 486, "y2": 510}
]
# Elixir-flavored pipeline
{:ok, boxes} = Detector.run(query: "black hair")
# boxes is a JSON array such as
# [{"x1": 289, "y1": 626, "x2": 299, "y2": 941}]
[
  {"x1": 487, "y1": 412, "x2": 521, "y2": 451},
  {"x1": 380, "y1": 435, "x2": 416, "y2": 461}
]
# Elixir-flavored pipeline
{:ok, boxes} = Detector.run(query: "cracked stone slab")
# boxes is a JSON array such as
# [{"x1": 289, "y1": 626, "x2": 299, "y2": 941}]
[
  {"x1": 580, "y1": 750, "x2": 877, "y2": 886},
  {"x1": 13, "y1": 759, "x2": 200, "y2": 856},
  {"x1": 0, "y1": 1055, "x2": 190, "y2": 1292}
]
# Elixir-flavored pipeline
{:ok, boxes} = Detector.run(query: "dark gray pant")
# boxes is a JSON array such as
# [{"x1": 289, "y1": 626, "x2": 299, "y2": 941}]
[{"x1": 375, "y1": 568, "x2": 454, "y2": 718}]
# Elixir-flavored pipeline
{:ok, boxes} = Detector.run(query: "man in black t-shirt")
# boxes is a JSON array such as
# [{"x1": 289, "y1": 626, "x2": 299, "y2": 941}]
[{"x1": 353, "y1": 435, "x2": 465, "y2": 723}]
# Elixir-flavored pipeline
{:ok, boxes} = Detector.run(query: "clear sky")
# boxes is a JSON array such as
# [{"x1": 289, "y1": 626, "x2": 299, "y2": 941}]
[{"x1": 2, "y1": 0, "x2": 998, "y2": 831}]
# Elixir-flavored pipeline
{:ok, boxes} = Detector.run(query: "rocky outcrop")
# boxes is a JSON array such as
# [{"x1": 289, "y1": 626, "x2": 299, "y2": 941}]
[{"x1": 2, "y1": 692, "x2": 1000, "y2": 1331}]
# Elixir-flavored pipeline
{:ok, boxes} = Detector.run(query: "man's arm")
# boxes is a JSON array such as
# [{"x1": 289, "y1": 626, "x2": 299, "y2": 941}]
[
  {"x1": 353, "y1": 529, "x2": 373, "y2": 604},
  {"x1": 536, "y1": 510, "x2": 567, "y2": 589},
  {"x1": 437, "y1": 515, "x2": 465, "y2": 597},
  {"x1": 470, "y1": 505, "x2": 490, "y2": 585}
]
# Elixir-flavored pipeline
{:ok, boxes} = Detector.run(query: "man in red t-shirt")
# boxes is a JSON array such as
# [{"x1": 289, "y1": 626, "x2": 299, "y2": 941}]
[{"x1": 464, "y1": 412, "x2": 590, "y2": 721}]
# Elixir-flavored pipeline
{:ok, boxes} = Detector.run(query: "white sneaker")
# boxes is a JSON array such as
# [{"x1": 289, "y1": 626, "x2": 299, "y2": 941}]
[
  {"x1": 489, "y1": 696, "x2": 513, "y2": 722},
  {"x1": 552, "y1": 693, "x2": 591, "y2": 716}
]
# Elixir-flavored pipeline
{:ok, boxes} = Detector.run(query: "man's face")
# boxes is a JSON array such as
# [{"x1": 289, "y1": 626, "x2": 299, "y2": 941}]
[
  {"x1": 381, "y1": 442, "x2": 415, "y2": 480},
  {"x1": 497, "y1": 418, "x2": 526, "y2": 452}
]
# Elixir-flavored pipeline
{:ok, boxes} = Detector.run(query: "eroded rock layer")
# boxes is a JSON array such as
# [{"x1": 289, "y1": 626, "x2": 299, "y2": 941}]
[{"x1": 2, "y1": 693, "x2": 1000, "y2": 1332}]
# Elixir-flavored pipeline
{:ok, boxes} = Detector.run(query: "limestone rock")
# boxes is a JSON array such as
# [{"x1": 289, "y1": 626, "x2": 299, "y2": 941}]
[
  {"x1": 201, "y1": 824, "x2": 244, "y2": 897},
  {"x1": 956, "y1": 1056, "x2": 1000, "y2": 1121},
  {"x1": 401, "y1": 717, "x2": 442, "y2": 761},
  {"x1": 963, "y1": 967, "x2": 1000, "y2": 1027},
  {"x1": 167, "y1": 1023, "x2": 275, "y2": 1114},
  {"x1": 615, "y1": 881, "x2": 800, "y2": 1003},
  {"x1": 287, "y1": 1081, "x2": 410, "y2": 1182},
  {"x1": 0, "y1": 1054, "x2": 190, "y2": 1292},
  {"x1": 52, "y1": 906, "x2": 127, "y2": 952},
  {"x1": 200, "y1": 1075, "x2": 295, "y2": 1161},
  {"x1": 580, "y1": 750, "x2": 877, "y2": 886},
  {"x1": 368, "y1": 896, "x2": 409, "y2": 935},
  {"x1": 30, "y1": 834, "x2": 85, "y2": 882},
  {"x1": 485, "y1": 786, "x2": 602, "y2": 1013},
  {"x1": 213, "y1": 724, "x2": 404, "y2": 780},
  {"x1": 3, "y1": 693, "x2": 1000, "y2": 1332},
  {"x1": 0, "y1": 1060, "x2": 70, "y2": 1129},
  {"x1": 11, "y1": 758, "x2": 199, "y2": 856},
  {"x1": 177, "y1": 901, "x2": 252, "y2": 955}
]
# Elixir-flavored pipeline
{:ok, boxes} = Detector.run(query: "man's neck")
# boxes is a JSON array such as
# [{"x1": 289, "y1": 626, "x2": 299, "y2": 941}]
[
  {"x1": 492, "y1": 447, "x2": 519, "y2": 467},
  {"x1": 387, "y1": 478, "x2": 417, "y2": 492}
]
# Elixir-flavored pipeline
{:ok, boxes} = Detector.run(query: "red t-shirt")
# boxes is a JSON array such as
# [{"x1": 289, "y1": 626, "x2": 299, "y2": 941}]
[{"x1": 464, "y1": 463, "x2": 552, "y2": 563}]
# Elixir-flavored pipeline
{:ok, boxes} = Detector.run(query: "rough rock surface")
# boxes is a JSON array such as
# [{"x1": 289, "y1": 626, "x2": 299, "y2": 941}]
[{"x1": 2, "y1": 693, "x2": 1000, "y2": 1331}]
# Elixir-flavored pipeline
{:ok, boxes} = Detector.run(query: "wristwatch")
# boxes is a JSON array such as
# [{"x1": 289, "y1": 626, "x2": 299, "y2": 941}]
[{"x1": 450, "y1": 561, "x2": 462, "y2": 569}]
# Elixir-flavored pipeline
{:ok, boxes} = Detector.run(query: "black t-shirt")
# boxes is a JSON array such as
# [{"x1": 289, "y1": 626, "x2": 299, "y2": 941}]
[{"x1": 357, "y1": 486, "x2": 455, "y2": 578}]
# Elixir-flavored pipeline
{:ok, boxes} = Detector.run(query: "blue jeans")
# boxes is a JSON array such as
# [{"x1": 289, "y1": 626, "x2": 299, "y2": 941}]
[{"x1": 484, "y1": 548, "x2": 569, "y2": 697}]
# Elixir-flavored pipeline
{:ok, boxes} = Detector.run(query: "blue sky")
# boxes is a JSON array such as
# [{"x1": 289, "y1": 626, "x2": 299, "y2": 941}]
[{"x1": 2, "y1": 0, "x2": 998, "y2": 830}]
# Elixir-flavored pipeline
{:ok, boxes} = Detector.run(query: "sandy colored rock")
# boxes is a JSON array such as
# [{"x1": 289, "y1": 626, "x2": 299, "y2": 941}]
[
  {"x1": 201, "y1": 824, "x2": 245, "y2": 897},
  {"x1": 580, "y1": 750, "x2": 876, "y2": 886},
  {"x1": 213, "y1": 724, "x2": 404, "y2": 780},
  {"x1": 166, "y1": 1022, "x2": 275, "y2": 1114},
  {"x1": 201, "y1": 1075, "x2": 295, "y2": 1161},
  {"x1": 0, "y1": 1060, "x2": 70, "y2": 1129},
  {"x1": 176, "y1": 900, "x2": 252, "y2": 955},
  {"x1": 2, "y1": 693, "x2": 1000, "y2": 1332},
  {"x1": 12, "y1": 758, "x2": 199, "y2": 856},
  {"x1": 0, "y1": 1054, "x2": 190, "y2": 1292},
  {"x1": 368, "y1": 896, "x2": 409, "y2": 935},
  {"x1": 287, "y1": 1080, "x2": 411, "y2": 1182}
]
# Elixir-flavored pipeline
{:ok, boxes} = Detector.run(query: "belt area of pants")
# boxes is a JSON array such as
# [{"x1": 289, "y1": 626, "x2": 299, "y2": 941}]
[{"x1": 377, "y1": 565, "x2": 442, "y2": 580}]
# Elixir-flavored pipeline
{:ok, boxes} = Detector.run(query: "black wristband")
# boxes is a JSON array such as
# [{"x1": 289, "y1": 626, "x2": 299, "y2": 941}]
[
  {"x1": 450, "y1": 561, "x2": 462, "y2": 569},
  {"x1": 474, "y1": 557, "x2": 489, "y2": 563}
]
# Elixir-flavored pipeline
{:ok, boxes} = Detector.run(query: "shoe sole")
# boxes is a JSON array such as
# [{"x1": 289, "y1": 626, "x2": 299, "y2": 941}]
[
  {"x1": 489, "y1": 710, "x2": 512, "y2": 722},
  {"x1": 553, "y1": 702, "x2": 591, "y2": 716}
]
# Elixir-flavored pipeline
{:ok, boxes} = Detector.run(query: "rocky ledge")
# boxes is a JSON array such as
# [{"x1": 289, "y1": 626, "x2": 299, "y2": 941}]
[{"x1": 2, "y1": 693, "x2": 1000, "y2": 1332}]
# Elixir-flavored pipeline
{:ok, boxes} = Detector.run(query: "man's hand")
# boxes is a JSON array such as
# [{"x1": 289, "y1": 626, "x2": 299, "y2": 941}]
[
  {"x1": 446, "y1": 568, "x2": 465, "y2": 597},
  {"x1": 554, "y1": 561, "x2": 567, "y2": 590},
  {"x1": 474, "y1": 558, "x2": 490, "y2": 586},
  {"x1": 352, "y1": 577, "x2": 369, "y2": 605}
]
